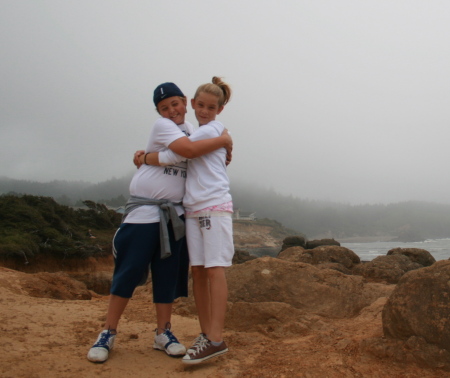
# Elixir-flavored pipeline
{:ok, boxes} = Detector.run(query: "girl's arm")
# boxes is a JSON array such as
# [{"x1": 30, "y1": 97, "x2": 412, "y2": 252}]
[
  {"x1": 169, "y1": 129, "x2": 232, "y2": 159},
  {"x1": 134, "y1": 129, "x2": 232, "y2": 168}
]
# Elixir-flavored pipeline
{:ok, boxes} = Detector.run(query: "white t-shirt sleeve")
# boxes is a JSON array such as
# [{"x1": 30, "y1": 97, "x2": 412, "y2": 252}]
[{"x1": 148, "y1": 118, "x2": 188, "y2": 151}]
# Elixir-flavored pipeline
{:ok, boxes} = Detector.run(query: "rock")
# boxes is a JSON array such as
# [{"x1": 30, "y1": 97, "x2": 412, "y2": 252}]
[
  {"x1": 226, "y1": 257, "x2": 371, "y2": 318},
  {"x1": 20, "y1": 271, "x2": 92, "y2": 300},
  {"x1": 306, "y1": 238, "x2": 340, "y2": 249},
  {"x1": 382, "y1": 260, "x2": 450, "y2": 352},
  {"x1": 314, "y1": 262, "x2": 352, "y2": 275},
  {"x1": 352, "y1": 254, "x2": 422, "y2": 284},
  {"x1": 362, "y1": 336, "x2": 450, "y2": 370},
  {"x1": 387, "y1": 247, "x2": 436, "y2": 267},
  {"x1": 277, "y1": 246, "x2": 306, "y2": 262},
  {"x1": 304, "y1": 246, "x2": 360, "y2": 268},
  {"x1": 225, "y1": 301, "x2": 323, "y2": 337},
  {"x1": 232, "y1": 249, "x2": 257, "y2": 264},
  {"x1": 278, "y1": 245, "x2": 360, "y2": 272},
  {"x1": 280, "y1": 236, "x2": 306, "y2": 251},
  {"x1": 68, "y1": 271, "x2": 112, "y2": 295}
]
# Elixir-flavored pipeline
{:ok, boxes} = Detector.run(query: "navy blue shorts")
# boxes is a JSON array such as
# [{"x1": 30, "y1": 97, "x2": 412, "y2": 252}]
[{"x1": 110, "y1": 218, "x2": 189, "y2": 303}]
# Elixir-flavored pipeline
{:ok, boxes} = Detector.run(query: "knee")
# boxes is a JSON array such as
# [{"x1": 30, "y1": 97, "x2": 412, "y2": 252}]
[
  {"x1": 191, "y1": 266, "x2": 207, "y2": 282},
  {"x1": 206, "y1": 266, "x2": 225, "y2": 281}
]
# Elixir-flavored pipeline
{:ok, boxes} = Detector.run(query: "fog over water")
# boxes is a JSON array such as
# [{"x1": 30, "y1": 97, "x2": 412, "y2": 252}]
[
  {"x1": 2, "y1": 1, "x2": 450, "y2": 205},
  {"x1": 342, "y1": 238, "x2": 450, "y2": 262}
]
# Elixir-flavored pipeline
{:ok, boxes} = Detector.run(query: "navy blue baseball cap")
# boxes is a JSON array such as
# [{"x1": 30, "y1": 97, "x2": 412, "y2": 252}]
[{"x1": 153, "y1": 82, "x2": 185, "y2": 106}]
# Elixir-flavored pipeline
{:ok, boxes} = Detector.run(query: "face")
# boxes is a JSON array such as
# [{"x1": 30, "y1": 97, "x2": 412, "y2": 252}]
[
  {"x1": 191, "y1": 92, "x2": 224, "y2": 126},
  {"x1": 156, "y1": 96, "x2": 187, "y2": 125}
]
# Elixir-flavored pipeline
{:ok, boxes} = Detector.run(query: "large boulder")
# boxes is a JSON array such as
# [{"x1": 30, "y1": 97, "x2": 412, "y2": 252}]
[
  {"x1": 226, "y1": 257, "x2": 370, "y2": 318},
  {"x1": 352, "y1": 254, "x2": 422, "y2": 284},
  {"x1": 382, "y1": 260, "x2": 450, "y2": 351},
  {"x1": 387, "y1": 247, "x2": 436, "y2": 267}
]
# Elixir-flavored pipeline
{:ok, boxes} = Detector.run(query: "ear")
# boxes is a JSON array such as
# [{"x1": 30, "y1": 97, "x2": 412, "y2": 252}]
[
  {"x1": 217, "y1": 105, "x2": 224, "y2": 115},
  {"x1": 191, "y1": 98, "x2": 196, "y2": 109}
]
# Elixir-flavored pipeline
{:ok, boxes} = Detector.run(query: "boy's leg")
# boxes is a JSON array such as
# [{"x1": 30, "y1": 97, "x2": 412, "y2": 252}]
[
  {"x1": 88, "y1": 223, "x2": 157, "y2": 363},
  {"x1": 151, "y1": 218, "x2": 189, "y2": 357},
  {"x1": 155, "y1": 302, "x2": 173, "y2": 332},
  {"x1": 206, "y1": 266, "x2": 228, "y2": 342},
  {"x1": 104, "y1": 294, "x2": 130, "y2": 331},
  {"x1": 153, "y1": 302, "x2": 186, "y2": 357},
  {"x1": 191, "y1": 266, "x2": 211, "y2": 335},
  {"x1": 87, "y1": 294, "x2": 128, "y2": 363}
]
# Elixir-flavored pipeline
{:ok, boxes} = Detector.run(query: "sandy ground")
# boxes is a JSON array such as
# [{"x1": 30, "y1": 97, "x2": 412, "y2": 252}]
[{"x1": 0, "y1": 267, "x2": 446, "y2": 378}]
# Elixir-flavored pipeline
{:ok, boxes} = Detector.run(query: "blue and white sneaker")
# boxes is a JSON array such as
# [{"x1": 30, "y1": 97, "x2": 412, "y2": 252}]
[
  {"x1": 87, "y1": 330, "x2": 116, "y2": 363},
  {"x1": 153, "y1": 322, "x2": 186, "y2": 357}
]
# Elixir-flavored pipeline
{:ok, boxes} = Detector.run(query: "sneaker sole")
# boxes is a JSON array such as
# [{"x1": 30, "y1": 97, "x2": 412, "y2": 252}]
[
  {"x1": 153, "y1": 344, "x2": 185, "y2": 358},
  {"x1": 182, "y1": 348, "x2": 228, "y2": 365},
  {"x1": 87, "y1": 358, "x2": 108, "y2": 364}
]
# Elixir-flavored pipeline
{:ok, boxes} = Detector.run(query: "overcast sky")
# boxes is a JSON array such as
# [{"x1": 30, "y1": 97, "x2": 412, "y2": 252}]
[{"x1": 1, "y1": 1, "x2": 450, "y2": 205}]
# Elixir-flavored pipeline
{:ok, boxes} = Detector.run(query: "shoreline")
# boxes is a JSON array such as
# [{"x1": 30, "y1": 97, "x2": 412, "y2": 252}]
[{"x1": 337, "y1": 236, "x2": 395, "y2": 243}]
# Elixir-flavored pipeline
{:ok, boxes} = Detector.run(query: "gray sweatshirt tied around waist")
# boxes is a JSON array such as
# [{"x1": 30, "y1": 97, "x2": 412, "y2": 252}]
[{"x1": 122, "y1": 195, "x2": 185, "y2": 259}]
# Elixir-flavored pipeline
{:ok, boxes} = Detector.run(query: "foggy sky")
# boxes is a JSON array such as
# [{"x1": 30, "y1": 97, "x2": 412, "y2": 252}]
[{"x1": 2, "y1": 1, "x2": 450, "y2": 205}]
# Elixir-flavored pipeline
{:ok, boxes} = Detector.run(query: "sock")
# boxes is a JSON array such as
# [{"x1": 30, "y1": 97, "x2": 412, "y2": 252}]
[{"x1": 211, "y1": 340, "x2": 223, "y2": 346}]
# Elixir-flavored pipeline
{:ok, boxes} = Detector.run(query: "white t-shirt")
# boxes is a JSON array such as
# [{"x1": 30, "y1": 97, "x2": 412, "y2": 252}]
[
  {"x1": 125, "y1": 117, "x2": 194, "y2": 223},
  {"x1": 158, "y1": 120, "x2": 232, "y2": 212}
]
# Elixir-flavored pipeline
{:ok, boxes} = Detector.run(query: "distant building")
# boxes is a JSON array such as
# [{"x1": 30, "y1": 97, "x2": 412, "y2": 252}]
[
  {"x1": 113, "y1": 206, "x2": 125, "y2": 214},
  {"x1": 233, "y1": 209, "x2": 256, "y2": 221}
]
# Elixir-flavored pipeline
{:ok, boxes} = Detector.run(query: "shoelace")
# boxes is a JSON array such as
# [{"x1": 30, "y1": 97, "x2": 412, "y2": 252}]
[
  {"x1": 190, "y1": 338, "x2": 209, "y2": 354},
  {"x1": 163, "y1": 330, "x2": 179, "y2": 344},
  {"x1": 190, "y1": 334, "x2": 206, "y2": 349},
  {"x1": 94, "y1": 330, "x2": 113, "y2": 347}
]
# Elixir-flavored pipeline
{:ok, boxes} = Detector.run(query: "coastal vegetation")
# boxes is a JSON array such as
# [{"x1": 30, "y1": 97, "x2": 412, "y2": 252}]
[
  {"x1": 0, "y1": 194, "x2": 121, "y2": 262},
  {"x1": 2, "y1": 176, "x2": 450, "y2": 241}
]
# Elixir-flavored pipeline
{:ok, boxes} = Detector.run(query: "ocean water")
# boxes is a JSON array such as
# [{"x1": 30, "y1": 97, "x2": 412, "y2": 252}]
[{"x1": 341, "y1": 238, "x2": 450, "y2": 262}]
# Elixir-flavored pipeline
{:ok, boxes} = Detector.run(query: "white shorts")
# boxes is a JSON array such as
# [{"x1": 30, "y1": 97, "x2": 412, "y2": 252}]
[{"x1": 186, "y1": 214, "x2": 234, "y2": 268}]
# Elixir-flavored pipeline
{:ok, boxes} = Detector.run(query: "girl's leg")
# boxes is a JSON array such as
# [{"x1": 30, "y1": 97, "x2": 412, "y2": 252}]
[
  {"x1": 191, "y1": 265, "x2": 211, "y2": 335},
  {"x1": 206, "y1": 266, "x2": 228, "y2": 342}
]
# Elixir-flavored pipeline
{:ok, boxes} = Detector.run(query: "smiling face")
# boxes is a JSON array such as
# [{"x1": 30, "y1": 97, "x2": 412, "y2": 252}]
[
  {"x1": 156, "y1": 96, "x2": 187, "y2": 125},
  {"x1": 191, "y1": 92, "x2": 224, "y2": 126}
]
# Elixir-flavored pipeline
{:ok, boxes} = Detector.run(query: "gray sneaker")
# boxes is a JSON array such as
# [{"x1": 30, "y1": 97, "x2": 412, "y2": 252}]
[
  {"x1": 87, "y1": 330, "x2": 116, "y2": 363},
  {"x1": 182, "y1": 338, "x2": 228, "y2": 364},
  {"x1": 153, "y1": 322, "x2": 186, "y2": 357}
]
